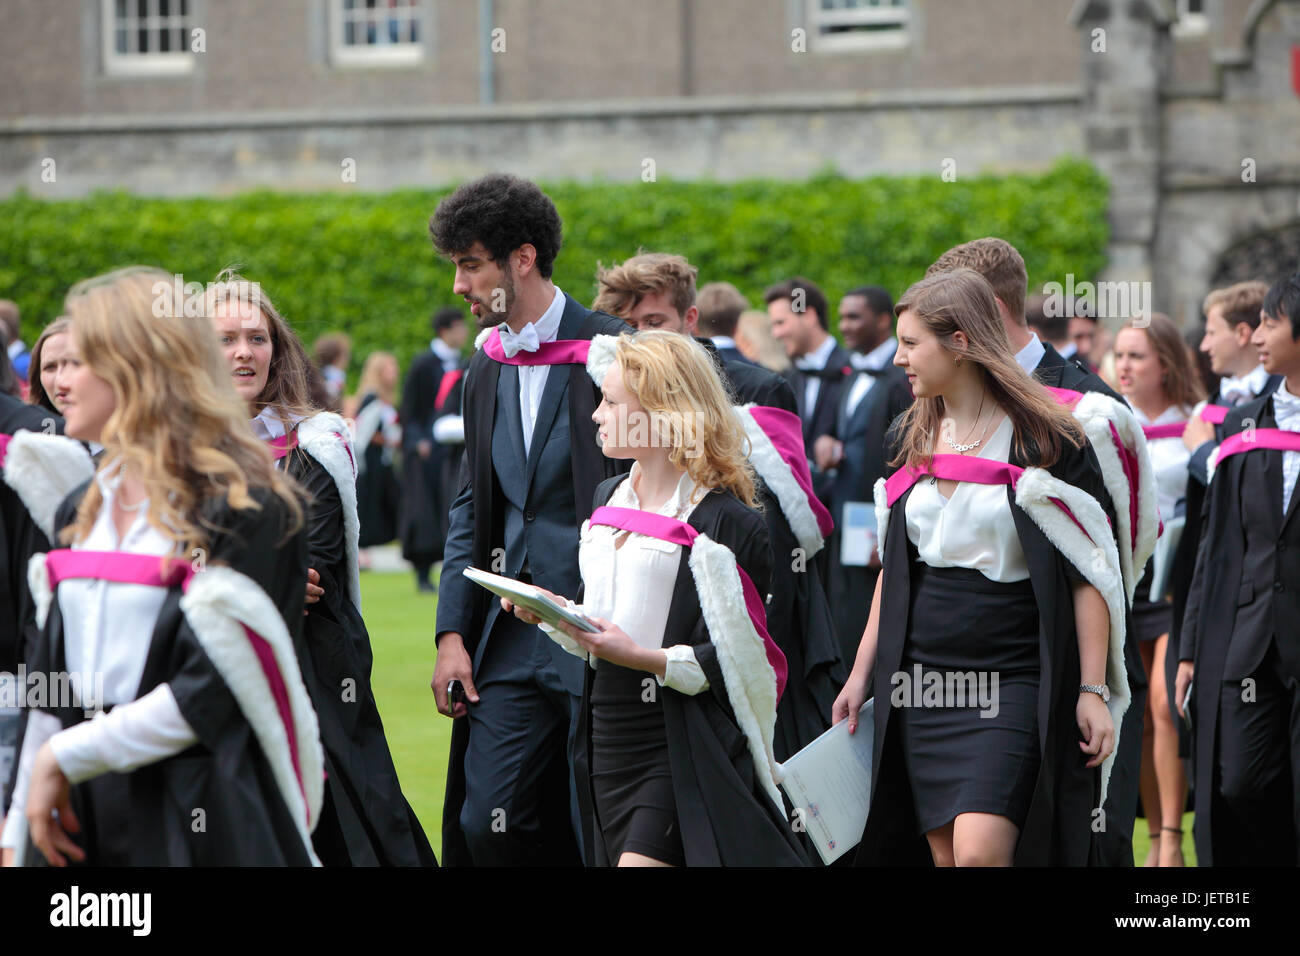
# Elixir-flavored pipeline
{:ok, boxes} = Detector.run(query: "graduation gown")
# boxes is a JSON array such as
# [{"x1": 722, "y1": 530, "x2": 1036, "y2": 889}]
[
  {"x1": 856, "y1": 436, "x2": 1130, "y2": 866},
  {"x1": 354, "y1": 393, "x2": 402, "y2": 548},
  {"x1": 281, "y1": 411, "x2": 436, "y2": 866},
  {"x1": 26, "y1": 480, "x2": 321, "y2": 865},
  {"x1": 572, "y1": 476, "x2": 809, "y2": 866},
  {"x1": 399, "y1": 349, "x2": 447, "y2": 566}
]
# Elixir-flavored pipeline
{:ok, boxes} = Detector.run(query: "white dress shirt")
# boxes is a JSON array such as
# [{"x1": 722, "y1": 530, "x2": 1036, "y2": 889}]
[
  {"x1": 1272, "y1": 381, "x2": 1300, "y2": 514},
  {"x1": 795, "y1": 334, "x2": 838, "y2": 420},
  {"x1": 905, "y1": 417, "x2": 1030, "y2": 583},
  {"x1": 1, "y1": 466, "x2": 199, "y2": 849},
  {"x1": 250, "y1": 405, "x2": 304, "y2": 442},
  {"x1": 546, "y1": 466, "x2": 709, "y2": 694},
  {"x1": 498, "y1": 285, "x2": 565, "y2": 458},
  {"x1": 1014, "y1": 332, "x2": 1047, "y2": 376},
  {"x1": 844, "y1": 338, "x2": 899, "y2": 421},
  {"x1": 1133, "y1": 404, "x2": 1193, "y2": 524}
]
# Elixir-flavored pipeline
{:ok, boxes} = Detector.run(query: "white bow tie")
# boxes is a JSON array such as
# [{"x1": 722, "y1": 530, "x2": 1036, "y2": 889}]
[{"x1": 499, "y1": 323, "x2": 540, "y2": 358}]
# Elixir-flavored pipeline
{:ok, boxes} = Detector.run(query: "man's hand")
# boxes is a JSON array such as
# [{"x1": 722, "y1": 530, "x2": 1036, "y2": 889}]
[
  {"x1": 431, "y1": 632, "x2": 478, "y2": 719},
  {"x1": 1182, "y1": 415, "x2": 1215, "y2": 452},
  {"x1": 813, "y1": 435, "x2": 843, "y2": 472},
  {"x1": 417, "y1": 439, "x2": 433, "y2": 460},
  {"x1": 1175, "y1": 660, "x2": 1194, "y2": 718},
  {"x1": 26, "y1": 742, "x2": 84, "y2": 867}
]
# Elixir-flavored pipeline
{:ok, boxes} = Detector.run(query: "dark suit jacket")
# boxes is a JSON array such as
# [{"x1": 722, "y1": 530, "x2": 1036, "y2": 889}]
[
  {"x1": 784, "y1": 342, "x2": 853, "y2": 502},
  {"x1": 1033, "y1": 342, "x2": 1125, "y2": 404}
]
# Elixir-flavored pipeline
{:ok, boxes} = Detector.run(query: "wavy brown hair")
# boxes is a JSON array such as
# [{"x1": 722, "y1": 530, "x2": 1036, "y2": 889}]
[
  {"x1": 26, "y1": 316, "x2": 71, "y2": 415},
  {"x1": 1122, "y1": 312, "x2": 1206, "y2": 411},
  {"x1": 612, "y1": 331, "x2": 758, "y2": 508},
  {"x1": 204, "y1": 269, "x2": 318, "y2": 433},
  {"x1": 891, "y1": 269, "x2": 1085, "y2": 471},
  {"x1": 60, "y1": 267, "x2": 304, "y2": 555}
]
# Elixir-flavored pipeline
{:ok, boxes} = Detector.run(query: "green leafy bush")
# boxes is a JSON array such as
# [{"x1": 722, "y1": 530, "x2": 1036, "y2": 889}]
[{"x1": 0, "y1": 158, "x2": 1108, "y2": 384}]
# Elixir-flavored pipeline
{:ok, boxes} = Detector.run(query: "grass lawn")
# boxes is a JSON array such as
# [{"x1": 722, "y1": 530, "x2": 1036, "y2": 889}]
[
  {"x1": 362, "y1": 566, "x2": 1198, "y2": 867},
  {"x1": 362, "y1": 568, "x2": 450, "y2": 859}
]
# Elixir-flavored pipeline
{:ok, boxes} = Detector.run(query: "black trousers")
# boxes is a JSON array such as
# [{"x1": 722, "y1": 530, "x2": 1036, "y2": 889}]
[
  {"x1": 459, "y1": 611, "x2": 584, "y2": 865},
  {"x1": 1216, "y1": 641, "x2": 1300, "y2": 865}
]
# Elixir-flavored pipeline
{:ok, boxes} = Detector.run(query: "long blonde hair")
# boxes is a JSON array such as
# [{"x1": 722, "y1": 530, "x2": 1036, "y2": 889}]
[
  {"x1": 204, "y1": 268, "x2": 317, "y2": 434},
  {"x1": 61, "y1": 267, "x2": 304, "y2": 554},
  {"x1": 611, "y1": 331, "x2": 758, "y2": 508},
  {"x1": 892, "y1": 269, "x2": 1085, "y2": 470},
  {"x1": 356, "y1": 351, "x2": 398, "y2": 406}
]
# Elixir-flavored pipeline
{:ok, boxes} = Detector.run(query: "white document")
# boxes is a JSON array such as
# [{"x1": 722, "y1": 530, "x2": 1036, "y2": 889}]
[
  {"x1": 1147, "y1": 514, "x2": 1185, "y2": 601},
  {"x1": 840, "y1": 502, "x2": 877, "y2": 568},
  {"x1": 779, "y1": 699, "x2": 874, "y2": 865},
  {"x1": 463, "y1": 567, "x2": 600, "y2": 633}
]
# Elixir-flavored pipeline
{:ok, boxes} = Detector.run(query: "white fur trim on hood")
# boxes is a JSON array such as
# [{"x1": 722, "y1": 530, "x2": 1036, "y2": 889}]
[
  {"x1": 734, "y1": 404, "x2": 824, "y2": 557},
  {"x1": 585, "y1": 334, "x2": 619, "y2": 390},
  {"x1": 180, "y1": 565, "x2": 324, "y2": 865},
  {"x1": 473, "y1": 326, "x2": 494, "y2": 351},
  {"x1": 27, "y1": 552, "x2": 52, "y2": 631},
  {"x1": 296, "y1": 412, "x2": 362, "y2": 612},
  {"x1": 1014, "y1": 466, "x2": 1131, "y2": 808},
  {"x1": 2, "y1": 431, "x2": 95, "y2": 541},
  {"x1": 687, "y1": 533, "x2": 786, "y2": 814},
  {"x1": 873, "y1": 476, "x2": 891, "y2": 556},
  {"x1": 1070, "y1": 392, "x2": 1158, "y2": 604}
]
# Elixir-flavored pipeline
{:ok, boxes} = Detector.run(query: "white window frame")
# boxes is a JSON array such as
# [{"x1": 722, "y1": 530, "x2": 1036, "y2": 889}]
[
  {"x1": 1172, "y1": 0, "x2": 1210, "y2": 38},
  {"x1": 102, "y1": 0, "x2": 195, "y2": 77},
  {"x1": 330, "y1": 0, "x2": 426, "y2": 68},
  {"x1": 808, "y1": 0, "x2": 910, "y2": 53}
]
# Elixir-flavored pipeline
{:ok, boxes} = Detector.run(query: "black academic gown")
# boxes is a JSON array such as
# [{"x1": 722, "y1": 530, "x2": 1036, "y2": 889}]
[
  {"x1": 573, "y1": 475, "x2": 809, "y2": 866},
  {"x1": 31, "y1": 483, "x2": 315, "y2": 865},
  {"x1": 283, "y1": 426, "x2": 437, "y2": 866},
  {"x1": 438, "y1": 303, "x2": 630, "y2": 866},
  {"x1": 701, "y1": 342, "x2": 846, "y2": 762},
  {"x1": 399, "y1": 349, "x2": 446, "y2": 567},
  {"x1": 355, "y1": 393, "x2": 401, "y2": 548},
  {"x1": 856, "y1": 436, "x2": 1110, "y2": 866},
  {"x1": 1180, "y1": 396, "x2": 1300, "y2": 866}
]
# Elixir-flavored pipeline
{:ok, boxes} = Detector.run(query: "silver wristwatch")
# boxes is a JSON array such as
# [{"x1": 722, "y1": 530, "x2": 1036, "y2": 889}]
[{"x1": 1079, "y1": 683, "x2": 1110, "y2": 703}]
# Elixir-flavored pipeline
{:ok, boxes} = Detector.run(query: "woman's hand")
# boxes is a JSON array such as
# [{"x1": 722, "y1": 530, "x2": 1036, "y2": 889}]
[
  {"x1": 303, "y1": 568, "x2": 324, "y2": 616},
  {"x1": 1077, "y1": 692, "x2": 1115, "y2": 769},
  {"x1": 25, "y1": 742, "x2": 84, "y2": 867},
  {"x1": 1, "y1": 847, "x2": 14, "y2": 867},
  {"x1": 501, "y1": 586, "x2": 567, "y2": 628},
  {"x1": 555, "y1": 617, "x2": 659, "y2": 673},
  {"x1": 832, "y1": 668, "x2": 871, "y2": 735}
]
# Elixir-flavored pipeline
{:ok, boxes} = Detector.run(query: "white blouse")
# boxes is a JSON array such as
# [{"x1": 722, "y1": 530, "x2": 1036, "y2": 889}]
[
  {"x1": 1134, "y1": 404, "x2": 1193, "y2": 525},
  {"x1": 904, "y1": 416, "x2": 1030, "y2": 583},
  {"x1": 542, "y1": 464, "x2": 708, "y2": 694}
]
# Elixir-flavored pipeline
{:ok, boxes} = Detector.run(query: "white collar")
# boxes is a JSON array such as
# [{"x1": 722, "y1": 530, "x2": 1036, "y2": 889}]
[
  {"x1": 1220, "y1": 364, "x2": 1271, "y2": 400},
  {"x1": 431, "y1": 337, "x2": 460, "y2": 365},
  {"x1": 1014, "y1": 332, "x2": 1046, "y2": 375},
  {"x1": 1133, "y1": 403, "x2": 1193, "y2": 427},
  {"x1": 250, "y1": 405, "x2": 305, "y2": 442},
  {"x1": 709, "y1": 336, "x2": 738, "y2": 351},
  {"x1": 499, "y1": 285, "x2": 565, "y2": 347},
  {"x1": 796, "y1": 334, "x2": 836, "y2": 371},
  {"x1": 6, "y1": 340, "x2": 25, "y2": 359},
  {"x1": 622, "y1": 461, "x2": 702, "y2": 517},
  {"x1": 854, "y1": 337, "x2": 898, "y2": 371},
  {"x1": 1273, "y1": 380, "x2": 1300, "y2": 414}
]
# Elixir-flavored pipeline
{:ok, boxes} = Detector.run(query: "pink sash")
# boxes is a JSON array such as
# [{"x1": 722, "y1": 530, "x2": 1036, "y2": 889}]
[
  {"x1": 0, "y1": 432, "x2": 10, "y2": 467},
  {"x1": 745, "y1": 405, "x2": 835, "y2": 538},
  {"x1": 265, "y1": 433, "x2": 299, "y2": 460},
  {"x1": 1142, "y1": 423, "x2": 1187, "y2": 441},
  {"x1": 1215, "y1": 428, "x2": 1300, "y2": 465},
  {"x1": 42, "y1": 548, "x2": 308, "y2": 816},
  {"x1": 587, "y1": 505, "x2": 788, "y2": 701},
  {"x1": 1045, "y1": 386, "x2": 1083, "y2": 408},
  {"x1": 482, "y1": 329, "x2": 592, "y2": 366},
  {"x1": 1200, "y1": 404, "x2": 1228, "y2": 425},
  {"x1": 884, "y1": 454, "x2": 1097, "y2": 544}
]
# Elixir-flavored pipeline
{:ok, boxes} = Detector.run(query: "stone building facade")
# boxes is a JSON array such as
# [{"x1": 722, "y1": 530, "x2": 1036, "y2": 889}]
[{"x1": 2, "y1": 0, "x2": 1298, "y2": 323}]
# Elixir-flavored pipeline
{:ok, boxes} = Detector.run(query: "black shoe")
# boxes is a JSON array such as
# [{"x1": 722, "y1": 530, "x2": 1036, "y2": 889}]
[{"x1": 417, "y1": 580, "x2": 437, "y2": 594}]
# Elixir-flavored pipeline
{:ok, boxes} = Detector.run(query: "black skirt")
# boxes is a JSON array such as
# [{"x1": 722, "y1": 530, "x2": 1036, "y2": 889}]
[
  {"x1": 1131, "y1": 565, "x2": 1173, "y2": 643},
  {"x1": 897, "y1": 564, "x2": 1041, "y2": 834},
  {"x1": 590, "y1": 660, "x2": 685, "y2": 866}
]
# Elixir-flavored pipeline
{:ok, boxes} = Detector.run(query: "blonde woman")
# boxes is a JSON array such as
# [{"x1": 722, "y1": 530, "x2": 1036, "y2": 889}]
[
  {"x1": 353, "y1": 351, "x2": 403, "y2": 551},
  {"x1": 834, "y1": 269, "x2": 1129, "y2": 867},
  {"x1": 506, "y1": 331, "x2": 805, "y2": 866},
  {"x1": 1, "y1": 267, "x2": 320, "y2": 865},
  {"x1": 205, "y1": 274, "x2": 435, "y2": 866}
]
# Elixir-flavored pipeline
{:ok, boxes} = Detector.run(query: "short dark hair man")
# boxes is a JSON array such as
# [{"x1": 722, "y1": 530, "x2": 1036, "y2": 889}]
[
  {"x1": 429, "y1": 173, "x2": 627, "y2": 865},
  {"x1": 1177, "y1": 273, "x2": 1300, "y2": 865}
]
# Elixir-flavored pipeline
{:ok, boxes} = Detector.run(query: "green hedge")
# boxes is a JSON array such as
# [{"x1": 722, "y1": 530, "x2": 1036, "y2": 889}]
[{"x1": 0, "y1": 158, "x2": 1108, "y2": 384}]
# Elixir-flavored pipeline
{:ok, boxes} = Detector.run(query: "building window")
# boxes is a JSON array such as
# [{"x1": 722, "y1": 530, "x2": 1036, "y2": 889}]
[
  {"x1": 103, "y1": 0, "x2": 195, "y2": 76},
  {"x1": 1172, "y1": 0, "x2": 1209, "y2": 37},
  {"x1": 331, "y1": 0, "x2": 425, "y2": 67},
  {"x1": 809, "y1": 0, "x2": 909, "y2": 52}
]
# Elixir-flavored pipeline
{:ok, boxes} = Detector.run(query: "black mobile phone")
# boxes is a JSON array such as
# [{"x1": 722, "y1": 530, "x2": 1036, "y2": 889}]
[{"x1": 448, "y1": 679, "x2": 467, "y2": 707}]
